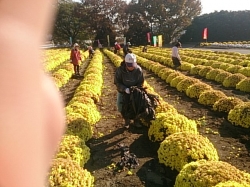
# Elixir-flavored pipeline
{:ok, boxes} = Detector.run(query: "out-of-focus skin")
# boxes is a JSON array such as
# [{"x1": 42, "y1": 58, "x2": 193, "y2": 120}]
[{"x1": 0, "y1": 0, "x2": 66, "y2": 187}]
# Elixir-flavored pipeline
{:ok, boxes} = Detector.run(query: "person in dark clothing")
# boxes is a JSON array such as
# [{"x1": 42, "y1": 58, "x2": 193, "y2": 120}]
[
  {"x1": 88, "y1": 46, "x2": 95, "y2": 59},
  {"x1": 114, "y1": 52, "x2": 144, "y2": 128},
  {"x1": 123, "y1": 42, "x2": 131, "y2": 57},
  {"x1": 142, "y1": 45, "x2": 147, "y2": 52}
]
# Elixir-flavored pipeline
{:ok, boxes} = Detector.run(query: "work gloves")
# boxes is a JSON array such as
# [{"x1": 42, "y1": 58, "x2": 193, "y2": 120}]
[{"x1": 125, "y1": 88, "x2": 130, "y2": 94}]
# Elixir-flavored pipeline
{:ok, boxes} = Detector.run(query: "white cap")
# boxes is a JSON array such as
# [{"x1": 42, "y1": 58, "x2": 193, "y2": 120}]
[
  {"x1": 125, "y1": 53, "x2": 137, "y2": 67},
  {"x1": 74, "y1": 43, "x2": 79, "y2": 47}
]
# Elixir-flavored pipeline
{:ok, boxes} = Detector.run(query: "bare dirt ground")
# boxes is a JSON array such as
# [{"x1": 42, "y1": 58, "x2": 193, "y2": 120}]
[{"x1": 59, "y1": 53, "x2": 250, "y2": 187}]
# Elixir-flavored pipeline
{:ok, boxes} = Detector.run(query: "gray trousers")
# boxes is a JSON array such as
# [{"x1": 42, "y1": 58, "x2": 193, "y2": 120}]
[{"x1": 116, "y1": 92, "x2": 123, "y2": 113}]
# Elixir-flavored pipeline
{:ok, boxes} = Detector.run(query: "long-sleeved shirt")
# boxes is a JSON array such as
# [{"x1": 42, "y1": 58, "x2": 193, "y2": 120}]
[
  {"x1": 172, "y1": 46, "x2": 181, "y2": 60},
  {"x1": 123, "y1": 45, "x2": 130, "y2": 56},
  {"x1": 114, "y1": 61, "x2": 144, "y2": 93},
  {"x1": 70, "y1": 49, "x2": 81, "y2": 65}
]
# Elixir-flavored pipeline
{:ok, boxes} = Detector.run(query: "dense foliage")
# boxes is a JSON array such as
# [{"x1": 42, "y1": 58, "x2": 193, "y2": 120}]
[
  {"x1": 53, "y1": 1, "x2": 89, "y2": 44},
  {"x1": 53, "y1": 0, "x2": 201, "y2": 45},
  {"x1": 128, "y1": 0, "x2": 201, "y2": 43},
  {"x1": 181, "y1": 10, "x2": 250, "y2": 42},
  {"x1": 175, "y1": 160, "x2": 250, "y2": 187},
  {"x1": 53, "y1": 1, "x2": 250, "y2": 45}
]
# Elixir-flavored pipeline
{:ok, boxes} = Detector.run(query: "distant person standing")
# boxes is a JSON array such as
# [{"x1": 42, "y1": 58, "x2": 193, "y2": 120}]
[
  {"x1": 98, "y1": 41, "x2": 103, "y2": 51},
  {"x1": 88, "y1": 46, "x2": 95, "y2": 59},
  {"x1": 114, "y1": 42, "x2": 121, "y2": 54},
  {"x1": 171, "y1": 42, "x2": 182, "y2": 70},
  {"x1": 123, "y1": 42, "x2": 131, "y2": 56},
  {"x1": 142, "y1": 45, "x2": 147, "y2": 52},
  {"x1": 70, "y1": 43, "x2": 82, "y2": 76}
]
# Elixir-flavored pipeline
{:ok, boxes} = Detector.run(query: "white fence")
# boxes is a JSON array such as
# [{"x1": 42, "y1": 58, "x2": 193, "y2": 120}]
[{"x1": 40, "y1": 43, "x2": 55, "y2": 49}]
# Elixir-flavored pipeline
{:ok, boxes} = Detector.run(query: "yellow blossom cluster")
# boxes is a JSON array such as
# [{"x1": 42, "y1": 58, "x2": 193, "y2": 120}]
[
  {"x1": 215, "y1": 181, "x2": 249, "y2": 187},
  {"x1": 198, "y1": 90, "x2": 226, "y2": 106},
  {"x1": 186, "y1": 82, "x2": 212, "y2": 99},
  {"x1": 228, "y1": 102, "x2": 250, "y2": 128},
  {"x1": 176, "y1": 77, "x2": 198, "y2": 93},
  {"x1": 49, "y1": 158, "x2": 94, "y2": 187},
  {"x1": 222, "y1": 73, "x2": 246, "y2": 88},
  {"x1": 158, "y1": 133, "x2": 218, "y2": 171},
  {"x1": 206, "y1": 69, "x2": 224, "y2": 80},
  {"x1": 174, "y1": 160, "x2": 250, "y2": 187},
  {"x1": 56, "y1": 135, "x2": 90, "y2": 166},
  {"x1": 149, "y1": 113, "x2": 197, "y2": 142},
  {"x1": 236, "y1": 78, "x2": 250, "y2": 92},
  {"x1": 213, "y1": 97, "x2": 243, "y2": 113},
  {"x1": 43, "y1": 49, "x2": 70, "y2": 72}
]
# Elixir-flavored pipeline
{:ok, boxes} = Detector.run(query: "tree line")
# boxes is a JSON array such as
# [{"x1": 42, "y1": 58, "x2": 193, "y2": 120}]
[
  {"x1": 53, "y1": 0, "x2": 250, "y2": 47},
  {"x1": 53, "y1": 0, "x2": 201, "y2": 46},
  {"x1": 180, "y1": 10, "x2": 250, "y2": 43}
]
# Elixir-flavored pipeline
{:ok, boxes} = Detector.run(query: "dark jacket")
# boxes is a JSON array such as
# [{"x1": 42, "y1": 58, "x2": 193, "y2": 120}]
[
  {"x1": 123, "y1": 45, "x2": 130, "y2": 56},
  {"x1": 114, "y1": 61, "x2": 144, "y2": 93},
  {"x1": 121, "y1": 86, "x2": 158, "y2": 121}
]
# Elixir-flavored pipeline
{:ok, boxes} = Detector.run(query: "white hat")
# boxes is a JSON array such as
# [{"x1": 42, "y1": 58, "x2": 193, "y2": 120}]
[
  {"x1": 74, "y1": 43, "x2": 79, "y2": 47},
  {"x1": 125, "y1": 53, "x2": 137, "y2": 68}
]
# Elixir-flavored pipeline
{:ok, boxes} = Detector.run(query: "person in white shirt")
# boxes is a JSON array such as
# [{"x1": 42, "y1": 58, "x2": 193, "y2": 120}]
[{"x1": 171, "y1": 42, "x2": 182, "y2": 70}]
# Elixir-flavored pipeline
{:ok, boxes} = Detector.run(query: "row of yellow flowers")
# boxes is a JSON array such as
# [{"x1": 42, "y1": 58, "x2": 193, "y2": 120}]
[
  {"x1": 47, "y1": 49, "x2": 104, "y2": 186},
  {"x1": 44, "y1": 50, "x2": 89, "y2": 88},
  {"x1": 139, "y1": 47, "x2": 250, "y2": 90},
  {"x1": 131, "y1": 48, "x2": 250, "y2": 129},
  {"x1": 43, "y1": 48, "x2": 71, "y2": 72},
  {"x1": 145, "y1": 47, "x2": 250, "y2": 64}
]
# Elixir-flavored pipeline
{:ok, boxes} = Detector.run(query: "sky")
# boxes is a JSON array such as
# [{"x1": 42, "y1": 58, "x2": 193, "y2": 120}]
[
  {"x1": 200, "y1": 0, "x2": 250, "y2": 14},
  {"x1": 124, "y1": 0, "x2": 250, "y2": 15},
  {"x1": 73, "y1": 0, "x2": 250, "y2": 15}
]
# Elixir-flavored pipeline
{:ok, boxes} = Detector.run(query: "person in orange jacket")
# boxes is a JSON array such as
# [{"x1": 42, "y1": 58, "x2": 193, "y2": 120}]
[
  {"x1": 70, "y1": 43, "x2": 82, "y2": 76},
  {"x1": 0, "y1": 0, "x2": 66, "y2": 187}
]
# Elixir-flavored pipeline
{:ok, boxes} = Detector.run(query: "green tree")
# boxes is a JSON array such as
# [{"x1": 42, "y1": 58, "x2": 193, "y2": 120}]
[
  {"x1": 81, "y1": 0, "x2": 128, "y2": 46},
  {"x1": 127, "y1": 0, "x2": 201, "y2": 44},
  {"x1": 181, "y1": 10, "x2": 250, "y2": 42},
  {"x1": 53, "y1": 1, "x2": 90, "y2": 45},
  {"x1": 124, "y1": 1, "x2": 151, "y2": 45}
]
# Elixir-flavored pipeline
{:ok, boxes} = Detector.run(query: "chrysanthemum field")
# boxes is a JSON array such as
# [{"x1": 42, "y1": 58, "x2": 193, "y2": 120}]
[{"x1": 45, "y1": 47, "x2": 250, "y2": 187}]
